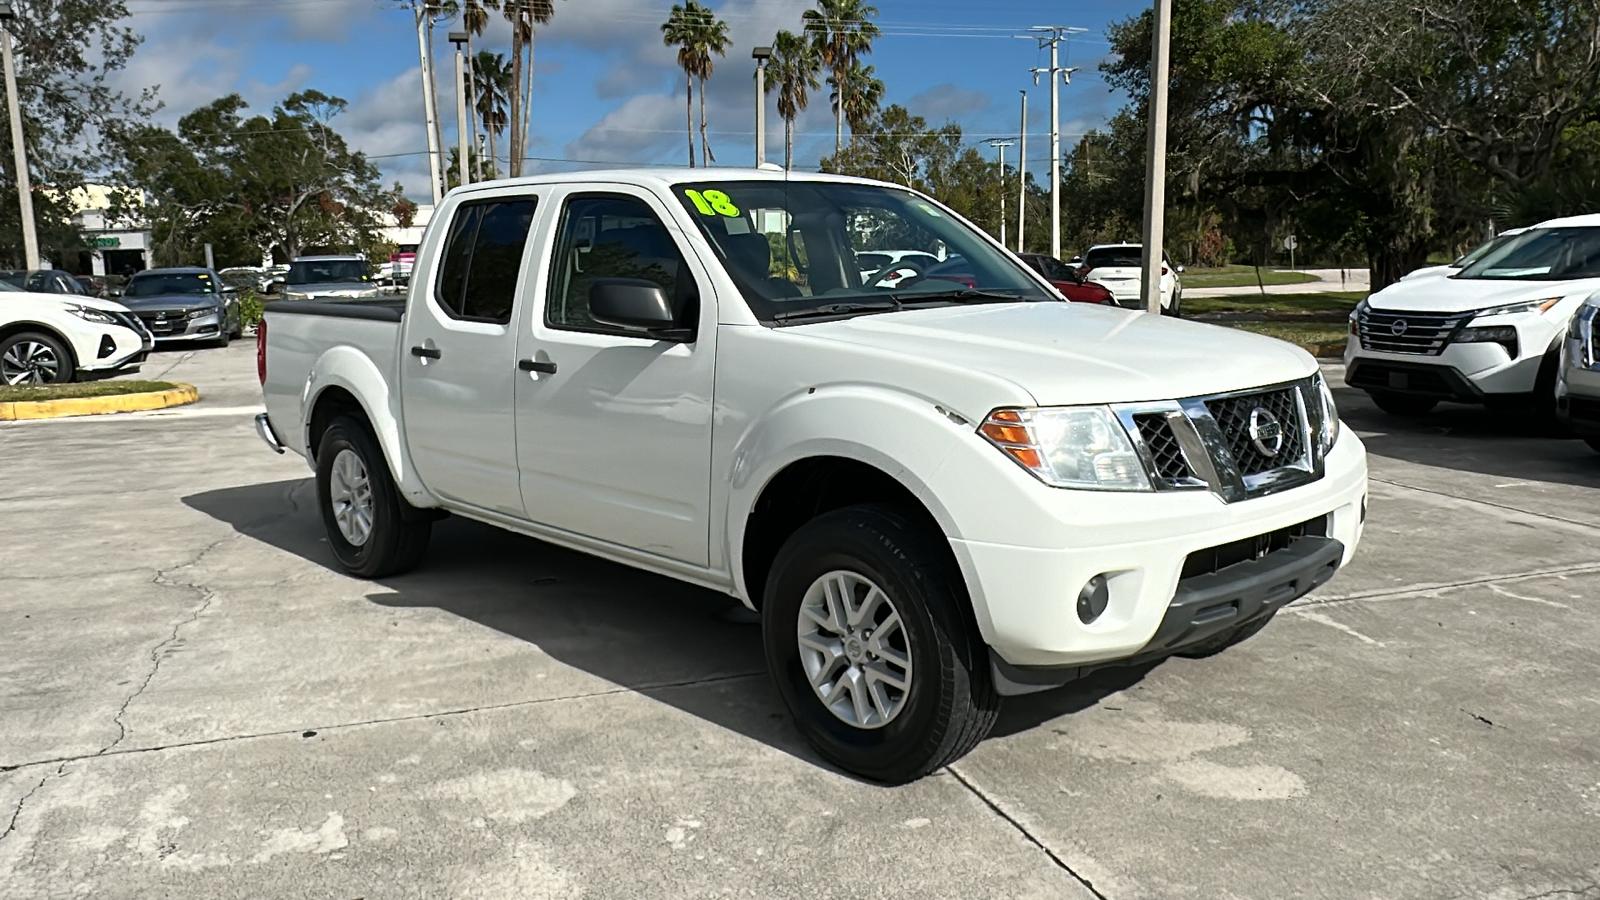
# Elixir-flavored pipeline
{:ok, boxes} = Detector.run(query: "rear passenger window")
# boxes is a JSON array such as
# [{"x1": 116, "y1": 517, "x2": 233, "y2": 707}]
[
  {"x1": 546, "y1": 194, "x2": 694, "y2": 334},
  {"x1": 433, "y1": 197, "x2": 537, "y2": 324}
]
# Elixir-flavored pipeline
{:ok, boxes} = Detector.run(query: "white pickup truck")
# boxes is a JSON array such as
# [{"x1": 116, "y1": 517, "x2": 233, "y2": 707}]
[{"x1": 256, "y1": 168, "x2": 1368, "y2": 783}]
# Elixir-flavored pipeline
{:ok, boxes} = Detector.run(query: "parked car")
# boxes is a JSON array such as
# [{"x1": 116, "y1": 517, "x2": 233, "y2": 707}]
[
  {"x1": 0, "y1": 278, "x2": 150, "y2": 384},
  {"x1": 257, "y1": 168, "x2": 1367, "y2": 784},
  {"x1": 1018, "y1": 253, "x2": 1117, "y2": 305},
  {"x1": 1400, "y1": 228, "x2": 1529, "y2": 282},
  {"x1": 1080, "y1": 244, "x2": 1183, "y2": 315},
  {"x1": 0, "y1": 269, "x2": 91, "y2": 297},
  {"x1": 1555, "y1": 291, "x2": 1600, "y2": 449},
  {"x1": 1347, "y1": 214, "x2": 1600, "y2": 417},
  {"x1": 120, "y1": 267, "x2": 243, "y2": 348},
  {"x1": 219, "y1": 266, "x2": 272, "y2": 294},
  {"x1": 274, "y1": 255, "x2": 381, "y2": 301}
]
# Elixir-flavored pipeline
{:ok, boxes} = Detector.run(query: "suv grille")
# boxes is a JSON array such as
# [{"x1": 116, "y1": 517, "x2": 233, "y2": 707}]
[
  {"x1": 1206, "y1": 387, "x2": 1305, "y2": 477},
  {"x1": 1133, "y1": 413, "x2": 1195, "y2": 482},
  {"x1": 1356, "y1": 308, "x2": 1469, "y2": 355}
]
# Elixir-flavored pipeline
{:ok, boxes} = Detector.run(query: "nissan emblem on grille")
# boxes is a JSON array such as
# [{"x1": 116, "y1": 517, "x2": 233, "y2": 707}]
[
  {"x1": 1390, "y1": 319, "x2": 1408, "y2": 336},
  {"x1": 1248, "y1": 408, "x2": 1285, "y2": 458}
]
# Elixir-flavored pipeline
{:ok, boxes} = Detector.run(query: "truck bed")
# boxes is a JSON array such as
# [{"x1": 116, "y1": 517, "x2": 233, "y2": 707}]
[
  {"x1": 260, "y1": 299, "x2": 405, "y2": 460},
  {"x1": 266, "y1": 298, "x2": 406, "y2": 321}
]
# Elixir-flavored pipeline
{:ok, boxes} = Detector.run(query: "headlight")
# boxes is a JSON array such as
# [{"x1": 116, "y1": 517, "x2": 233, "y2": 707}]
[
  {"x1": 1313, "y1": 374, "x2": 1340, "y2": 454},
  {"x1": 187, "y1": 307, "x2": 219, "y2": 319},
  {"x1": 66, "y1": 305, "x2": 117, "y2": 325},
  {"x1": 1472, "y1": 297, "x2": 1563, "y2": 319},
  {"x1": 979, "y1": 406, "x2": 1151, "y2": 490}
]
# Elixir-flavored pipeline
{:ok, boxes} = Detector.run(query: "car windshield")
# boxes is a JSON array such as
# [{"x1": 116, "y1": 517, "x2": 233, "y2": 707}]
[
  {"x1": 0, "y1": 279, "x2": 22, "y2": 292},
  {"x1": 287, "y1": 259, "x2": 368, "y2": 285},
  {"x1": 1457, "y1": 227, "x2": 1600, "y2": 281},
  {"x1": 1451, "y1": 233, "x2": 1516, "y2": 268},
  {"x1": 1085, "y1": 247, "x2": 1142, "y2": 268},
  {"x1": 671, "y1": 180, "x2": 1051, "y2": 323},
  {"x1": 125, "y1": 273, "x2": 215, "y2": 297},
  {"x1": 0, "y1": 272, "x2": 24, "y2": 288}
]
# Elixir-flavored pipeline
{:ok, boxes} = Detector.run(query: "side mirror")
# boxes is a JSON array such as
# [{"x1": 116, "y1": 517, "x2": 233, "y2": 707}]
[{"x1": 588, "y1": 278, "x2": 691, "y2": 340}]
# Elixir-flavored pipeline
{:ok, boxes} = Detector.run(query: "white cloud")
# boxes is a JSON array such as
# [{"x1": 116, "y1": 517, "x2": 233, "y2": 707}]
[{"x1": 908, "y1": 84, "x2": 990, "y2": 122}]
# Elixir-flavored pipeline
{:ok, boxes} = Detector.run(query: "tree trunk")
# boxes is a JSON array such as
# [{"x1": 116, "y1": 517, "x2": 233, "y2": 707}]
[
  {"x1": 698, "y1": 75, "x2": 711, "y2": 165},
  {"x1": 1369, "y1": 239, "x2": 1429, "y2": 292},
  {"x1": 466, "y1": 34, "x2": 480, "y2": 181},
  {"x1": 508, "y1": 25, "x2": 523, "y2": 177},
  {"x1": 785, "y1": 115, "x2": 793, "y2": 170},
  {"x1": 834, "y1": 66, "x2": 843, "y2": 154},
  {"x1": 685, "y1": 80, "x2": 696, "y2": 167}
]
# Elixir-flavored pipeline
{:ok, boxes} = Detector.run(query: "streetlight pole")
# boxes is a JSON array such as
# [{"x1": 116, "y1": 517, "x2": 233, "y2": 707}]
[
  {"x1": 415, "y1": 5, "x2": 443, "y2": 204},
  {"x1": 985, "y1": 138, "x2": 1014, "y2": 249},
  {"x1": 1140, "y1": 0, "x2": 1173, "y2": 315},
  {"x1": 752, "y1": 46, "x2": 771, "y2": 167},
  {"x1": 1030, "y1": 26, "x2": 1083, "y2": 262},
  {"x1": 1017, "y1": 90, "x2": 1027, "y2": 253},
  {"x1": 0, "y1": 4, "x2": 38, "y2": 271},
  {"x1": 449, "y1": 31, "x2": 469, "y2": 190}
]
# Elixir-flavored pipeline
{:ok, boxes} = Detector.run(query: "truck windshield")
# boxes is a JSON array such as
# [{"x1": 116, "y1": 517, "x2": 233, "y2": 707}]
[
  {"x1": 671, "y1": 180, "x2": 1051, "y2": 323},
  {"x1": 287, "y1": 260, "x2": 369, "y2": 285},
  {"x1": 1456, "y1": 227, "x2": 1600, "y2": 281},
  {"x1": 125, "y1": 273, "x2": 215, "y2": 297}
]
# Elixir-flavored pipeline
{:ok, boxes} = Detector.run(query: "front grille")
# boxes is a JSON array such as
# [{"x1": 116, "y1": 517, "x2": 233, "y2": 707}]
[
  {"x1": 1356, "y1": 308, "x2": 1470, "y2": 355},
  {"x1": 1206, "y1": 387, "x2": 1305, "y2": 476},
  {"x1": 1133, "y1": 413, "x2": 1195, "y2": 482},
  {"x1": 136, "y1": 310, "x2": 187, "y2": 337},
  {"x1": 1181, "y1": 515, "x2": 1329, "y2": 580}
]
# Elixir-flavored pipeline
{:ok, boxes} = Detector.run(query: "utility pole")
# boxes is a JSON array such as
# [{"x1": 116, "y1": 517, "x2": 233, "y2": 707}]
[
  {"x1": 1030, "y1": 26, "x2": 1085, "y2": 262},
  {"x1": 415, "y1": 5, "x2": 443, "y2": 204},
  {"x1": 1017, "y1": 90, "x2": 1027, "y2": 253},
  {"x1": 752, "y1": 46, "x2": 772, "y2": 166},
  {"x1": 985, "y1": 138, "x2": 1014, "y2": 249},
  {"x1": 450, "y1": 31, "x2": 469, "y2": 190},
  {"x1": 0, "y1": 5, "x2": 38, "y2": 271},
  {"x1": 1140, "y1": 0, "x2": 1173, "y2": 314}
]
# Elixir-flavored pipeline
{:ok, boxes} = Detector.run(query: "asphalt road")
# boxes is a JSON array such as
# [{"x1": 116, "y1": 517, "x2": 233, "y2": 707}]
[{"x1": 2, "y1": 340, "x2": 1597, "y2": 899}]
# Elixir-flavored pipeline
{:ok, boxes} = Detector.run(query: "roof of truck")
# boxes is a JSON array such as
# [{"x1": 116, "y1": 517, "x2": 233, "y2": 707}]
[{"x1": 445, "y1": 166, "x2": 898, "y2": 197}]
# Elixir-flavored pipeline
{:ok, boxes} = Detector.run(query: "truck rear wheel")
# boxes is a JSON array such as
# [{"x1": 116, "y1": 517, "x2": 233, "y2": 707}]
[
  {"x1": 761, "y1": 505, "x2": 999, "y2": 784},
  {"x1": 316, "y1": 415, "x2": 431, "y2": 578}
]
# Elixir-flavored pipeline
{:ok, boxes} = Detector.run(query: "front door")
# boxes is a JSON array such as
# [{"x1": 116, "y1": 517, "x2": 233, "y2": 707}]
[
  {"x1": 514, "y1": 188, "x2": 716, "y2": 565},
  {"x1": 399, "y1": 193, "x2": 540, "y2": 517}
]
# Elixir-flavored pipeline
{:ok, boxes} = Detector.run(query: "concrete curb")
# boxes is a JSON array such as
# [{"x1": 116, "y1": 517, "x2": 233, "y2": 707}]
[{"x1": 0, "y1": 383, "x2": 200, "y2": 421}]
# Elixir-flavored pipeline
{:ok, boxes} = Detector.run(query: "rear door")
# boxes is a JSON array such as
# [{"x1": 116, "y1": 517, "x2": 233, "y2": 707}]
[
  {"x1": 513, "y1": 186, "x2": 717, "y2": 566},
  {"x1": 399, "y1": 192, "x2": 540, "y2": 517}
]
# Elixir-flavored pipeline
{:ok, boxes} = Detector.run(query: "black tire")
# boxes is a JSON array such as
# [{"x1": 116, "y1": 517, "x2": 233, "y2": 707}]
[
  {"x1": 315, "y1": 415, "x2": 431, "y2": 578},
  {"x1": 1370, "y1": 392, "x2": 1438, "y2": 417},
  {"x1": 762, "y1": 504, "x2": 1000, "y2": 784},
  {"x1": 1163, "y1": 292, "x2": 1182, "y2": 318},
  {"x1": 1174, "y1": 611, "x2": 1276, "y2": 659},
  {"x1": 1585, "y1": 436, "x2": 1600, "y2": 454},
  {"x1": 0, "y1": 330, "x2": 76, "y2": 385}
]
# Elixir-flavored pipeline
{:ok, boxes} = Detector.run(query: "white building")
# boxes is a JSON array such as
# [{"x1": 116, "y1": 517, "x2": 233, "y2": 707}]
[{"x1": 67, "y1": 185, "x2": 153, "y2": 277}]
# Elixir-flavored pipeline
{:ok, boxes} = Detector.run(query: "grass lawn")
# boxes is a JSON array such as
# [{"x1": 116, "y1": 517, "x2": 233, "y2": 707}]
[
  {"x1": 1179, "y1": 265, "x2": 1321, "y2": 288},
  {"x1": 1183, "y1": 291, "x2": 1366, "y2": 316},
  {"x1": 0, "y1": 380, "x2": 177, "y2": 403},
  {"x1": 1226, "y1": 321, "x2": 1350, "y2": 348}
]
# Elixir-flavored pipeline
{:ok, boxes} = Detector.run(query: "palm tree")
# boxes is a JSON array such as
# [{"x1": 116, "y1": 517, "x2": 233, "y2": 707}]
[
  {"x1": 503, "y1": 0, "x2": 559, "y2": 177},
  {"x1": 830, "y1": 61, "x2": 883, "y2": 137},
  {"x1": 769, "y1": 30, "x2": 820, "y2": 170},
  {"x1": 691, "y1": 6, "x2": 730, "y2": 165},
  {"x1": 474, "y1": 50, "x2": 512, "y2": 177},
  {"x1": 803, "y1": 0, "x2": 880, "y2": 154},
  {"x1": 662, "y1": 4, "x2": 700, "y2": 167}
]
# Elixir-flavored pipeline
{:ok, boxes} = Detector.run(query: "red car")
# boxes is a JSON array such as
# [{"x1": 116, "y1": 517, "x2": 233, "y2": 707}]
[{"x1": 1017, "y1": 253, "x2": 1115, "y2": 305}]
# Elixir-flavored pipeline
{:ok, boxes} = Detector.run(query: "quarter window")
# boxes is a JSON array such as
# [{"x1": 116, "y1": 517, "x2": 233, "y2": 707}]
[
  {"x1": 546, "y1": 194, "x2": 695, "y2": 334},
  {"x1": 434, "y1": 197, "x2": 537, "y2": 324}
]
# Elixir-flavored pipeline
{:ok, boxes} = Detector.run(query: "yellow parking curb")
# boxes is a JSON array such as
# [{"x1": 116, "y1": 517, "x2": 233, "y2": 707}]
[{"x1": 0, "y1": 384, "x2": 201, "y2": 421}]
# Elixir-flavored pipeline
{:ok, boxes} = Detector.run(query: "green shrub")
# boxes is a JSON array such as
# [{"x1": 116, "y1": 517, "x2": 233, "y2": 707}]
[{"x1": 238, "y1": 289, "x2": 265, "y2": 328}]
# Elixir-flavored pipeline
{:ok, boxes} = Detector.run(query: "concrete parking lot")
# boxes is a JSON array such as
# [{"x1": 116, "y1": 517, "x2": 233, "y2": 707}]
[{"x1": 3, "y1": 342, "x2": 1598, "y2": 899}]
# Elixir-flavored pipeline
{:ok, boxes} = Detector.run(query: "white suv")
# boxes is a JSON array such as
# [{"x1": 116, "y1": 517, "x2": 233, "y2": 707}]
[
  {"x1": 1346, "y1": 214, "x2": 1600, "y2": 417},
  {"x1": 1081, "y1": 244, "x2": 1182, "y2": 315}
]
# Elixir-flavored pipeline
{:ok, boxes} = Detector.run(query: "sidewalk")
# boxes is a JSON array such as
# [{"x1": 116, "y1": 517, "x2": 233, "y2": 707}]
[{"x1": 1186, "y1": 267, "x2": 1370, "y2": 299}]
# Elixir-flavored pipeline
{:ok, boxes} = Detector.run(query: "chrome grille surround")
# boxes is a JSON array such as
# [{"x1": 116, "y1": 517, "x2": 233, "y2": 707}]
[{"x1": 1355, "y1": 307, "x2": 1471, "y2": 355}]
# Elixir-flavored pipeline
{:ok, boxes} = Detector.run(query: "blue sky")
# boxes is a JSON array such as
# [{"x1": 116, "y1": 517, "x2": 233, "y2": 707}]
[{"x1": 120, "y1": 0, "x2": 1146, "y2": 200}]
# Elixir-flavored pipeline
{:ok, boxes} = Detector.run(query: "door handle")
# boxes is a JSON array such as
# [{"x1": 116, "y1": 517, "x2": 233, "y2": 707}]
[
  {"x1": 410, "y1": 345, "x2": 441, "y2": 360},
  {"x1": 518, "y1": 359, "x2": 557, "y2": 374}
]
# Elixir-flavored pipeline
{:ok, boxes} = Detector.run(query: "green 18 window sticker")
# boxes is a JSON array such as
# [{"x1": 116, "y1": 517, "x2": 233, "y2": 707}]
[{"x1": 685, "y1": 189, "x2": 741, "y2": 217}]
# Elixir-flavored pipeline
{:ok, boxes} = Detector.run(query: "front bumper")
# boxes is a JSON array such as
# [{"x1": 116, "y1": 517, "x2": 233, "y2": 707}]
[
  {"x1": 76, "y1": 324, "x2": 153, "y2": 379},
  {"x1": 948, "y1": 431, "x2": 1367, "y2": 673},
  {"x1": 1557, "y1": 334, "x2": 1600, "y2": 436},
  {"x1": 1345, "y1": 309, "x2": 1565, "y2": 398}
]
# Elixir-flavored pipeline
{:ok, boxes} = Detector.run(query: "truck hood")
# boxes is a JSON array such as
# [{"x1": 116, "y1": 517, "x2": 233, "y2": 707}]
[
  {"x1": 795, "y1": 301, "x2": 1316, "y2": 406},
  {"x1": 119, "y1": 293, "x2": 222, "y2": 312},
  {"x1": 0, "y1": 292, "x2": 132, "y2": 315},
  {"x1": 1368, "y1": 274, "x2": 1600, "y2": 313}
]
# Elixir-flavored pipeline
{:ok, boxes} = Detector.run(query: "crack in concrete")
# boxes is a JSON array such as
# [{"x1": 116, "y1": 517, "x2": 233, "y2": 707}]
[
  {"x1": 1, "y1": 670, "x2": 767, "y2": 774},
  {"x1": 947, "y1": 764, "x2": 1111, "y2": 900},
  {"x1": 1301, "y1": 561, "x2": 1600, "y2": 609},
  {"x1": 149, "y1": 349, "x2": 198, "y2": 381},
  {"x1": 0, "y1": 763, "x2": 65, "y2": 850},
  {"x1": 1515, "y1": 884, "x2": 1600, "y2": 900},
  {"x1": 1371, "y1": 476, "x2": 1600, "y2": 532}
]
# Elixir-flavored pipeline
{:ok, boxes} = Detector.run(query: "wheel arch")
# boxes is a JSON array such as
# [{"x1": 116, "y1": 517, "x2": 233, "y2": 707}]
[
  {"x1": 300, "y1": 346, "x2": 431, "y2": 506},
  {"x1": 0, "y1": 320, "x2": 82, "y2": 377}
]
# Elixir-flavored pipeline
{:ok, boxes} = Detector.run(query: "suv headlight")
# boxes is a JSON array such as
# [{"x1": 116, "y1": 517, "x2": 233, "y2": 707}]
[
  {"x1": 979, "y1": 406, "x2": 1151, "y2": 490},
  {"x1": 66, "y1": 305, "x2": 117, "y2": 325},
  {"x1": 1312, "y1": 374, "x2": 1340, "y2": 453},
  {"x1": 1472, "y1": 297, "x2": 1562, "y2": 319}
]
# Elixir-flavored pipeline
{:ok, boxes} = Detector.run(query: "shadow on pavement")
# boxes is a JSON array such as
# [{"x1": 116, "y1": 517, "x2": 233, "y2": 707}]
[
  {"x1": 1331, "y1": 382, "x2": 1600, "y2": 488},
  {"x1": 183, "y1": 478, "x2": 1151, "y2": 777}
]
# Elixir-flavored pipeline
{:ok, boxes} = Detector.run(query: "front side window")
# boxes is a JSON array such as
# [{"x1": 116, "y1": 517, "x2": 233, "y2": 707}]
[
  {"x1": 434, "y1": 197, "x2": 537, "y2": 324},
  {"x1": 671, "y1": 180, "x2": 1050, "y2": 323},
  {"x1": 1457, "y1": 227, "x2": 1600, "y2": 281},
  {"x1": 546, "y1": 194, "x2": 693, "y2": 334},
  {"x1": 125, "y1": 273, "x2": 216, "y2": 297}
]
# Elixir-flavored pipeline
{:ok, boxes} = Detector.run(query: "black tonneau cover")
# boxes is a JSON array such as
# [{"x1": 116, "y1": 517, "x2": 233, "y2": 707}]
[{"x1": 266, "y1": 298, "x2": 406, "y2": 322}]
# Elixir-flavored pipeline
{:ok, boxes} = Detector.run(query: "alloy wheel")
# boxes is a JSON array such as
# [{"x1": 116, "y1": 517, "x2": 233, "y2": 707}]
[
  {"x1": 796, "y1": 570, "x2": 914, "y2": 729},
  {"x1": 329, "y1": 448, "x2": 375, "y2": 547},
  {"x1": 1, "y1": 341, "x2": 61, "y2": 385}
]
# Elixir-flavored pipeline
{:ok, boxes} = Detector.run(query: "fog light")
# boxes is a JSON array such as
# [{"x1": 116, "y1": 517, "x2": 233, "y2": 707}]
[{"x1": 1077, "y1": 575, "x2": 1110, "y2": 624}]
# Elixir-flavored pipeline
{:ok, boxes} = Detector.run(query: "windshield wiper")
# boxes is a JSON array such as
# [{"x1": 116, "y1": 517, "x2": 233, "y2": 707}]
[
  {"x1": 897, "y1": 288, "x2": 1028, "y2": 305},
  {"x1": 772, "y1": 299, "x2": 902, "y2": 323}
]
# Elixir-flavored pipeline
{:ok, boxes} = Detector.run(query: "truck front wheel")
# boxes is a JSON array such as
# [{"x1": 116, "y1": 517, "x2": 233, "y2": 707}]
[
  {"x1": 762, "y1": 505, "x2": 1000, "y2": 784},
  {"x1": 315, "y1": 415, "x2": 431, "y2": 578}
]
